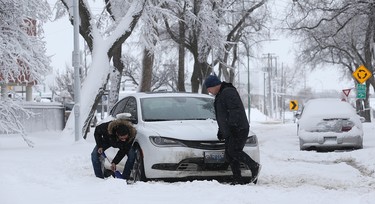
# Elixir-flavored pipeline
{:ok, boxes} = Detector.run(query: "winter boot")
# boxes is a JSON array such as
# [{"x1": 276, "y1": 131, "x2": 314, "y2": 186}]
[
  {"x1": 250, "y1": 163, "x2": 261, "y2": 183},
  {"x1": 230, "y1": 175, "x2": 246, "y2": 185}
]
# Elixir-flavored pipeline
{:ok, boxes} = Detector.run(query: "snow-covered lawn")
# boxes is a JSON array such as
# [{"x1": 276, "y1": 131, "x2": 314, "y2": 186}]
[{"x1": 1, "y1": 121, "x2": 374, "y2": 204}]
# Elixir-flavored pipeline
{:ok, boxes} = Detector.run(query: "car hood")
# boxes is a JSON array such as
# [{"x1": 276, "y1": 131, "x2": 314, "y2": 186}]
[{"x1": 141, "y1": 119, "x2": 219, "y2": 140}]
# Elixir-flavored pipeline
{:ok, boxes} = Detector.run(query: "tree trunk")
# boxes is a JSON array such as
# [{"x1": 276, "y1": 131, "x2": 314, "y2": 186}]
[
  {"x1": 191, "y1": 59, "x2": 210, "y2": 93},
  {"x1": 362, "y1": 11, "x2": 374, "y2": 122},
  {"x1": 191, "y1": 60, "x2": 200, "y2": 93},
  {"x1": 82, "y1": 81, "x2": 108, "y2": 139},
  {"x1": 140, "y1": 48, "x2": 153, "y2": 92},
  {"x1": 108, "y1": 47, "x2": 124, "y2": 111},
  {"x1": 178, "y1": 20, "x2": 186, "y2": 92}
]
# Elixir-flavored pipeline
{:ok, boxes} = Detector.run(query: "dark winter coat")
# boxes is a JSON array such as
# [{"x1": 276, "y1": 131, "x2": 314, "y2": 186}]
[
  {"x1": 94, "y1": 119, "x2": 137, "y2": 164},
  {"x1": 214, "y1": 82, "x2": 249, "y2": 139}
]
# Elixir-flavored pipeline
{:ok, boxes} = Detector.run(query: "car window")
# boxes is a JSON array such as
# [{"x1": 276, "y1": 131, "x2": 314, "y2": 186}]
[
  {"x1": 141, "y1": 97, "x2": 215, "y2": 121},
  {"x1": 124, "y1": 97, "x2": 137, "y2": 120},
  {"x1": 111, "y1": 97, "x2": 129, "y2": 117}
]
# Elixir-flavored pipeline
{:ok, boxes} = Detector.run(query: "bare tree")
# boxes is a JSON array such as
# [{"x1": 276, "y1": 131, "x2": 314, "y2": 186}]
[
  {"x1": 284, "y1": 0, "x2": 375, "y2": 121},
  {"x1": 163, "y1": 0, "x2": 268, "y2": 92},
  {"x1": 50, "y1": 65, "x2": 74, "y2": 101}
]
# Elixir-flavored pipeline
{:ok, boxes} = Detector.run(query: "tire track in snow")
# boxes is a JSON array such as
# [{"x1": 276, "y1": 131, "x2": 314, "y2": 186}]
[{"x1": 258, "y1": 154, "x2": 375, "y2": 191}]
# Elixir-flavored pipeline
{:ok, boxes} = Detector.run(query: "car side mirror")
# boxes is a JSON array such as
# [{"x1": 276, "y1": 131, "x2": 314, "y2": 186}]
[
  {"x1": 116, "y1": 113, "x2": 132, "y2": 119},
  {"x1": 129, "y1": 117, "x2": 138, "y2": 124},
  {"x1": 360, "y1": 117, "x2": 366, "y2": 123},
  {"x1": 116, "y1": 113, "x2": 138, "y2": 124}
]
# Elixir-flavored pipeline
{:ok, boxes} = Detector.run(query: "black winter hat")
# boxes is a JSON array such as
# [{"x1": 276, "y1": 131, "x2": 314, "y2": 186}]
[{"x1": 204, "y1": 75, "x2": 221, "y2": 88}]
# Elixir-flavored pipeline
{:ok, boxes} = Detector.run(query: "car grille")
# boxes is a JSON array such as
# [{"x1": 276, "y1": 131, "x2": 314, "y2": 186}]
[
  {"x1": 178, "y1": 140, "x2": 225, "y2": 150},
  {"x1": 152, "y1": 158, "x2": 249, "y2": 171}
]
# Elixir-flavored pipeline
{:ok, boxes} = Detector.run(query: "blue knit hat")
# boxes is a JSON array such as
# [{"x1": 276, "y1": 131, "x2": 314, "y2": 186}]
[{"x1": 204, "y1": 75, "x2": 221, "y2": 88}]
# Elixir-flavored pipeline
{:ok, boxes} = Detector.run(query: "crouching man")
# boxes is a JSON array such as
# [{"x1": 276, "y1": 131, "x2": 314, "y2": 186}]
[{"x1": 91, "y1": 115, "x2": 136, "y2": 180}]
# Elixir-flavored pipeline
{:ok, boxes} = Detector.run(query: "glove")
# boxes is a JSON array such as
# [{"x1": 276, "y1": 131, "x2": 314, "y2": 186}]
[{"x1": 217, "y1": 131, "x2": 225, "y2": 141}]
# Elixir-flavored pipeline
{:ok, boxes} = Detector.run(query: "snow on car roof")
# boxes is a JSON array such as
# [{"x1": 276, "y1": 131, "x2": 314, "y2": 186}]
[{"x1": 303, "y1": 98, "x2": 356, "y2": 117}]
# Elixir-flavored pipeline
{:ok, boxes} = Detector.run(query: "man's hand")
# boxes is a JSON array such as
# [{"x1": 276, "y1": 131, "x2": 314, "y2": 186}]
[
  {"x1": 111, "y1": 163, "x2": 116, "y2": 171},
  {"x1": 97, "y1": 147, "x2": 103, "y2": 154},
  {"x1": 217, "y1": 131, "x2": 225, "y2": 141}
]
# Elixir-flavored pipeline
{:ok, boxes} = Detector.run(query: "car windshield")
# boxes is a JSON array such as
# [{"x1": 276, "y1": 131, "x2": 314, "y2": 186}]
[{"x1": 141, "y1": 97, "x2": 215, "y2": 121}]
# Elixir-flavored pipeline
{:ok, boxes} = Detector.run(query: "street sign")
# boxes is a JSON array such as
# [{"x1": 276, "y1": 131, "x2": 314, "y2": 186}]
[
  {"x1": 289, "y1": 100, "x2": 298, "y2": 111},
  {"x1": 342, "y1": 89, "x2": 351, "y2": 97},
  {"x1": 357, "y1": 84, "x2": 366, "y2": 99},
  {"x1": 352, "y1": 65, "x2": 372, "y2": 84}
]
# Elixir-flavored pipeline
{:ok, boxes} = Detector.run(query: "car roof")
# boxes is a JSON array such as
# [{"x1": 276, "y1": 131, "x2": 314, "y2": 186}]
[
  {"x1": 303, "y1": 98, "x2": 356, "y2": 116},
  {"x1": 120, "y1": 92, "x2": 214, "y2": 99}
]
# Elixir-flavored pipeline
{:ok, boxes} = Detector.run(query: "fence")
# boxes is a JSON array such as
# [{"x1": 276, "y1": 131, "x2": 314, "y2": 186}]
[{"x1": 0, "y1": 102, "x2": 65, "y2": 134}]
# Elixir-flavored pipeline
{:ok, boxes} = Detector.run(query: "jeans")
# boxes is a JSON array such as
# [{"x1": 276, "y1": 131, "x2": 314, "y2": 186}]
[
  {"x1": 91, "y1": 145, "x2": 105, "y2": 178},
  {"x1": 91, "y1": 145, "x2": 136, "y2": 180},
  {"x1": 122, "y1": 147, "x2": 136, "y2": 179}
]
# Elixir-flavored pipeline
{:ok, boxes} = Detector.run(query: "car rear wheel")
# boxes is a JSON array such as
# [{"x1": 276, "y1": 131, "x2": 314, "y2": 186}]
[{"x1": 129, "y1": 146, "x2": 146, "y2": 183}]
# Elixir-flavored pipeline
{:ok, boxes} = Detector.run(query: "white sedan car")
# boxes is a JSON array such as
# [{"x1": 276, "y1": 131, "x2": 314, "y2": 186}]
[
  {"x1": 297, "y1": 98, "x2": 364, "y2": 151},
  {"x1": 102, "y1": 92, "x2": 260, "y2": 183}
]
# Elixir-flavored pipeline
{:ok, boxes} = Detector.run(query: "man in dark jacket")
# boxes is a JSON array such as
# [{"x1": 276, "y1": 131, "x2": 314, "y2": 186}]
[
  {"x1": 204, "y1": 74, "x2": 260, "y2": 185},
  {"x1": 91, "y1": 116, "x2": 137, "y2": 180}
]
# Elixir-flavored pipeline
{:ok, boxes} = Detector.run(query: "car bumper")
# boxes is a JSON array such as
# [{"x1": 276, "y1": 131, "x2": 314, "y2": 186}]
[
  {"x1": 299, "y1": 134, "x2": 363, "y2": 150},
  {"x1": 143, "y1": 144, "x2": 260, "y2": 179}
]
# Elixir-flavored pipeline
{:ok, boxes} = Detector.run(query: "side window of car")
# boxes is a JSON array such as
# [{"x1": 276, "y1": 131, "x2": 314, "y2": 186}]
[
  {"x1": 124, "y1": 97, "x2": 137, "y2": 121},
  {"x1": 111, "y1": 98, "x2": 129, "y2": 117}
]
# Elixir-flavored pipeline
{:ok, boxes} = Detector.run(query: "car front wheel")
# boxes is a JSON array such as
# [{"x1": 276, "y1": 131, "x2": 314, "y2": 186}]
[{"x1": 129, "y1": 146, "x2": 147, "y2": 183}]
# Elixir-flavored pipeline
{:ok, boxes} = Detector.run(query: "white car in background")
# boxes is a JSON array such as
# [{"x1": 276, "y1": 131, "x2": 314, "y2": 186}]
[
  {"x1": 297, "y1": 98, "x2": 364, "y2": 151},
  {"x1": 102, "y1": 92, "x2": 260, "y2": 183}
]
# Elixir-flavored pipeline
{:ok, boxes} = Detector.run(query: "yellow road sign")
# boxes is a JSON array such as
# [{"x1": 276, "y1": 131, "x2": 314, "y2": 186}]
[
  {"x1": 352, "y1": 65, "x2": 372, "y2": 84},
  {"x1": 289, "y1": 100, "x2": 298, "y2": 111}
]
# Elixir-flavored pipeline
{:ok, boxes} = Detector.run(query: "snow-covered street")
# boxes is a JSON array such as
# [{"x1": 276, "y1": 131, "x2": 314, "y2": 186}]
[
  {"x1": 1, "y1": 121, "x2": 374, "y2": 204},
  {"x1": 2, "y1": 1, "x2": 375, "y2": 203}
]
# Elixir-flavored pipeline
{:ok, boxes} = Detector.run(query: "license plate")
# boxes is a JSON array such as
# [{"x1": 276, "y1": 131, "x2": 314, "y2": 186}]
[
  {"x1": 324, "y1": 136, "x2": 337, "y2": 141},
  {"x1": 204, "y1": 151, "x2": 225, "y2": 163}
]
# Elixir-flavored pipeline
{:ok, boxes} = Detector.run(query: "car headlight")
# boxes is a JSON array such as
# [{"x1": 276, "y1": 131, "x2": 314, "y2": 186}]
[
  {"x1": 245, "y1": 135, "x2": 258, "y2": 146},
  {"x1": 149, "y1": 136, "x2": 186, "y2": 147}
]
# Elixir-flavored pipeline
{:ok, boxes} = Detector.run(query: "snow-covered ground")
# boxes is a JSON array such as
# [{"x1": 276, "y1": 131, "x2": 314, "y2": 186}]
[{"x1": 1, "y1": 113, "x2": 374, "y2": 204}]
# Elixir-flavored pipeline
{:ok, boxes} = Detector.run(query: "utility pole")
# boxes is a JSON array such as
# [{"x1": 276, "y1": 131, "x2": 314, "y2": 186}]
[
  {"x1": 263, "y1": 72, "x2": 266, "y2": 115},
  {"x1": 247, "y1": 47, "x2": 251, "y2": 123},
  {"x1": 281, "y1": 63, "x2": 285, "y2": 123},
  {"x1": 263, "y1": 53, "x2": 277, "y2": 119},
  {"x1": 73, "y1": 0, "x2": 81, "y2": 141},
  {"x1": 273, "y1": 56, "x2": 279, "y2": 119},
  {"x1": 267, "y1": 53, "x2": 273, "y2": 118}
]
